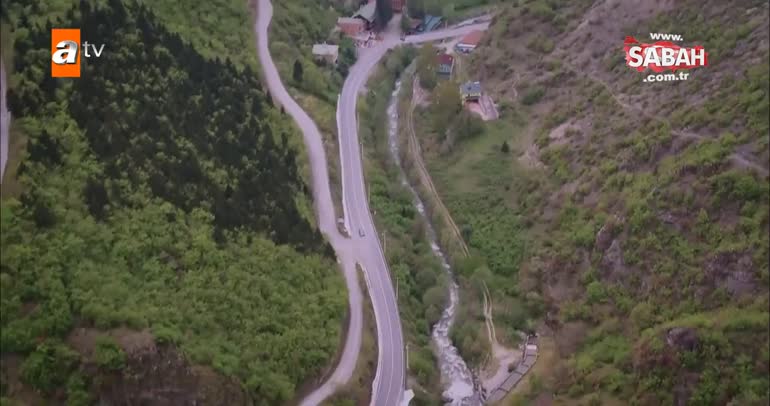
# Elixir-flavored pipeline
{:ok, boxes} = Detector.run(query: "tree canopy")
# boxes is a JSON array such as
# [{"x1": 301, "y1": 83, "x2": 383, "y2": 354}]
[{"x1": 1, "y1": 0, "x2": 346, "y2": 404}]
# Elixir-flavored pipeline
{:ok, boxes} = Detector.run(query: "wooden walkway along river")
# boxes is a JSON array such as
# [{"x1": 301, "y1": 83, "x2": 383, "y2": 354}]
[{"x1": 483, "y1": 335, "x2": 539, "y2": 404}]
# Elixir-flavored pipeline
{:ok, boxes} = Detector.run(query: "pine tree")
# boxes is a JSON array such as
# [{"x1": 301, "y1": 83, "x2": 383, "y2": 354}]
[
  {"x1": 292, "y1": 60, "x2": 303, "y2": 84},
  {"x1": 375, "y1": 0, "x2": 393, "y2": 30}
]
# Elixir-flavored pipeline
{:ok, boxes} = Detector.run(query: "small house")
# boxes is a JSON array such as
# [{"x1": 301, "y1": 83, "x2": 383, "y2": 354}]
[
  {"x1": 312, "y1": 43, "x2": 339, "y2": 65},
  {"x1": 460, "y1": 81, "x2": 482, "y2": 102},
  {"x1": 455, "y1": 30, "x2": 483, "y2": 53},
  {"x1": 436, "y1": 53, "x2": 455, "y2": 76},
  {"x1": 338, "y1": 17, "x2": 366, "y2": 36},
  {"x1": 354, "y1": 1, "x2": 377, "y2": 29}
]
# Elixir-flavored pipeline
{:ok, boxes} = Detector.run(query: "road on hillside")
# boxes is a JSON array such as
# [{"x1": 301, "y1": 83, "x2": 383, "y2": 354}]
[
  {"x1": 254, "y1": 2, "x2": 364, "y2": 405},
  {"x1": 255, "y1": 1, "x2": 488, "y2": 403},
  {"x1": 1, "y1": 61, "x2": 10, "y2": 183},
  {"x1": 336, "y1": 22, "x2": 489, "y2": 406}
]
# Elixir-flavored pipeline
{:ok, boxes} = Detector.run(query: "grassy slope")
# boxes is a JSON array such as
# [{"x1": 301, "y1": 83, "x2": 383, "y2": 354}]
[{"x1": 417, "y1": 0, "x2": 769, "y2": 404}]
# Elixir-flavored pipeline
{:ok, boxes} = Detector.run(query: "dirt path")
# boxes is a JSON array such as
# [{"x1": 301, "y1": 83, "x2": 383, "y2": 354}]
[
  {"x1": 407, "y1": 77, "x2": 471, "y2": 258},
  {"x1": 482, "y1": 283, "x2": 498, "y2": 347},
  {"x1": 511, "y1": 72, "x2": 520, "y2": 101},
  {"x1": 480, "y1": 282, "x2": 523, "y2": 395}
]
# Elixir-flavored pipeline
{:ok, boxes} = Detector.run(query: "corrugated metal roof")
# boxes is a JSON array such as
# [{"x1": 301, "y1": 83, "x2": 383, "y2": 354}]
[
  {"x1": 424, "y1": 15, "x2": 442, "y2": 31},
  {"x1": 354, "y1": 2, "x2": 377, "y2": 23},
  {"x1": 461, "y1": 81, "x2": 482, "y2": 95},
  {"x1": 312, "y1": 44, "x2": 339, "y2": 56}
]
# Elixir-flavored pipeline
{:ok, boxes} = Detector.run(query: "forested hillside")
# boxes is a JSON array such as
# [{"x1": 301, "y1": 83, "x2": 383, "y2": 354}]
[
  {"x1": 0, "y1": 1, "x2": 346, "y2": 404},
  {"x1": 266, "y1": 0, "x2": 357, "y2": 225},
  {"x1": 413, "y1": 0, "x2": 769, "y2": 404}
]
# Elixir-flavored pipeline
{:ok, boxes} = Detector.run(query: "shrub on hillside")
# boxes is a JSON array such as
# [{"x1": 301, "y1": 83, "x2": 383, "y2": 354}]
[
  {"x1": 94, "y1": 336, "x2": 126, "y2": 371},
  {"x1": 521, "y1": 86, "x2": 545, "y2": 105}
]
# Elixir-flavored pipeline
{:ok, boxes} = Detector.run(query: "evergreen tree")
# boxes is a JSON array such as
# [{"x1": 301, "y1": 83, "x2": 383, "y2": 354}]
[
  {"x1": 292, "y1": 59, "x2": 303, "y2": 83},
  {"x1": 375, "y1": 0, "x2": 393, "y2": 30}
]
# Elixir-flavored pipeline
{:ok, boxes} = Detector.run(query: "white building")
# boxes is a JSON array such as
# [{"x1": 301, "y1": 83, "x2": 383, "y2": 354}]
[{"x1": 312, "y1": 43, "x2": 339, "y2": 65}]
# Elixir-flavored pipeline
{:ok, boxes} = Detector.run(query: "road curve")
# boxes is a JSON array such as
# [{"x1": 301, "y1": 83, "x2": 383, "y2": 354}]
[
  {"x1": 337, "y1": 22, "x2": 490, "y2": 406},
  {"x1": 254, "y1": 1, "x2": 364, "y2": 405},
  {"x1": 255, "y1": 2, "x2": 489, "y2": 402}
]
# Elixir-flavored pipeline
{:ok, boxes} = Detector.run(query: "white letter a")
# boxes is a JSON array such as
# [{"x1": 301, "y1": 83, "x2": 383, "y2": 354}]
[{"x1": 52, "y1": 40, "x2": 79, "y2": 64}]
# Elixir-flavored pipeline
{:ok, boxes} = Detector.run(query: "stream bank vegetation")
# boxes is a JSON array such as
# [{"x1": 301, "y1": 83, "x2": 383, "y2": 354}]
[
  {"x1": 358, "y1": 45, "x2": 448, "y2": 405},
  {"x1": 410, "y1": 42, "x2": 537, "y2": 374}
]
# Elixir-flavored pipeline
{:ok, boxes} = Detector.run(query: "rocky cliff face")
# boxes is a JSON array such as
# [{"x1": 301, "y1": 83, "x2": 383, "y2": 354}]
[{"x1": 464, "y1": 0, "x2": 769, "y2": 403}]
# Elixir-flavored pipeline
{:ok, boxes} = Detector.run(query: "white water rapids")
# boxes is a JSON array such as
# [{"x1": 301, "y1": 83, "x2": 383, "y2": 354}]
[{"x1": 386, "y1": 77, "x2": 482, "y2": 405}]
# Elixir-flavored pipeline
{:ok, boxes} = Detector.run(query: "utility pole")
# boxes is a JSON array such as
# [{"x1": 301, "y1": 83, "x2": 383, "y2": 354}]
[
  {"x1": 393, "y1": 269, "x2": 398, "y2": 302},
  {"x1": 394, "y1": 271, "x2": 397, "y2": 297}
]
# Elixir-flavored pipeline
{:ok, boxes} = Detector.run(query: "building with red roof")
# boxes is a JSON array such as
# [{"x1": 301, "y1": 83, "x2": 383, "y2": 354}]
[
  {"x1": 337, "y1": 17, "x2": 366, "y2": 36},
  {"x1": 455, "y1": 30, "x2": 484, "y2": 53},
  {"x1": 436, "y1": 53, "x2": 455, "y2": 76}
]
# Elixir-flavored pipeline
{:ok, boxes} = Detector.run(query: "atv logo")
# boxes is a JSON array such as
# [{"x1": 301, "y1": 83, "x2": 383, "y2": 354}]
[{"x1": 51, "y1": 29, "x2": 105, "y2": 77}]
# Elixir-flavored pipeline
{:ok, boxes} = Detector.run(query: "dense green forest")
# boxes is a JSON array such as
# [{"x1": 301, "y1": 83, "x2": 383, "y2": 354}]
[
  {"x1": 267, "y1": 0, "x2": 355, "y2": 219},
  {"x1": 1, "y1": 0, "x2": 346, "y2": 404}
]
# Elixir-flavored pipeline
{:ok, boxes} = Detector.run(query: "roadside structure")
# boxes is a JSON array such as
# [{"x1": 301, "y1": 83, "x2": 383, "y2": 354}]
[
  {"x1": 422, "y1": 15, "x2": 443, "y2": 32},
  {"x1": 354, "y1": 1, "x2": 377, "y2": 30},
  {"x1": 436, "y1": 53, "x2": 455, "y2": 77},
  {"x1": 455, "y1": 30, "x2": 483, "y2": 53},
  {"x1": 312, "y1": 43, "x2": 339, "y2": 65},
  {"x1": 337, "y1": 17, "x2": 366, "y2": 36},
  {"x1": 460, "y1": 81, "x2": 482, "y2": 102},
  {"x1": 484, "y1": 335, "x2": 539, "y2": 403}
]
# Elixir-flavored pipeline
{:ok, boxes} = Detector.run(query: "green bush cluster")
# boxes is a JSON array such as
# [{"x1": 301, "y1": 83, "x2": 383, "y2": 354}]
[
  {"x1": 521, "y1": 85, "x2": 545, "y2": 105},
  {"x1": 93, "y1": 337, "x2": 126, "y2": 371}
]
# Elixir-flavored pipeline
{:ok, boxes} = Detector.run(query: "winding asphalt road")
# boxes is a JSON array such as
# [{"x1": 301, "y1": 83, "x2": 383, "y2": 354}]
[
  {"x1": 256, "y1": 1, "x2": 488, "y2": 403},
  {"x1": 337, "y1": 23, "x2": 489, "y2": 406},
  {"x1": 255, "y1": 2, "x2": 363, "y2": 405}
]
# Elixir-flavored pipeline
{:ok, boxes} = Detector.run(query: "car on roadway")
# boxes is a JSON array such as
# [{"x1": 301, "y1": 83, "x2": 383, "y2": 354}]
[
  {"x1": 358, "y1": 228, "x2": 365, "y2": 237},
  {"x1": 400, "y1": 33, "x2": 406, "y2": 41}
]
